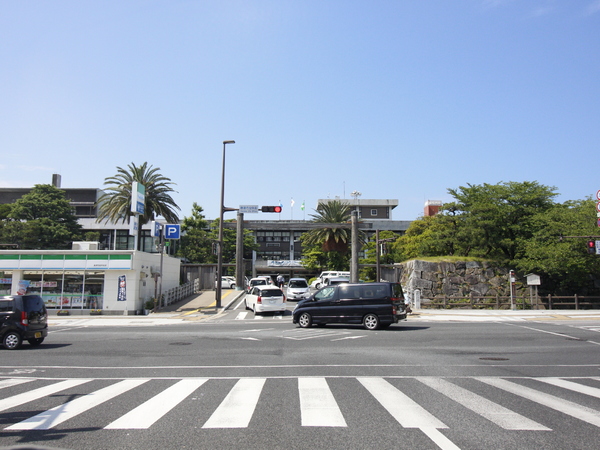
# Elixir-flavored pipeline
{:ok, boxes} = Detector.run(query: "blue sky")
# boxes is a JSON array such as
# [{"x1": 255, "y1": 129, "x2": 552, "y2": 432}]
[{"x1": 1, "y1": 1, "x2": 599, "y2": 222}]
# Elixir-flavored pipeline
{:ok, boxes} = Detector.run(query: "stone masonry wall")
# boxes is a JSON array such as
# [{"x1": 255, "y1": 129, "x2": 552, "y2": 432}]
[{"x1": 399, "y1": 260, "x2": 518, "y2": 300}]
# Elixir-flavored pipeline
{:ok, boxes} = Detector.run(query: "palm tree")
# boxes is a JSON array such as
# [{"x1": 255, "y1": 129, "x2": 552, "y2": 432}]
[
  {"x1": 303, "y1": 200, "x2": 353, "y2": 252},
  {"x1": 96, "y1": 162, "x2": 180, "y2": 226}
]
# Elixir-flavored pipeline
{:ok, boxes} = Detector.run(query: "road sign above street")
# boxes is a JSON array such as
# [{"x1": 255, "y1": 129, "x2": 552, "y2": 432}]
[{"x1": 239, "y1": 205, "x2": 259, "y2": 214}]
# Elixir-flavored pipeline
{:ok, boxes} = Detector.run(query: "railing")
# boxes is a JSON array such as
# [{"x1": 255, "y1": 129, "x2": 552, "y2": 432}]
[
  {"x1": 421, "y1": 293, "x2": 600, "y2": 310},
  {"x1": 160, "y1": 279, "x2": 200, "y2": 307}
]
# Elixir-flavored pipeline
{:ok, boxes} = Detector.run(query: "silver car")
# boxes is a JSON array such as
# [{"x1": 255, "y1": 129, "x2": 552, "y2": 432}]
[{"x1": 286, "y1": 278, "x2": 311, "y2": 301}]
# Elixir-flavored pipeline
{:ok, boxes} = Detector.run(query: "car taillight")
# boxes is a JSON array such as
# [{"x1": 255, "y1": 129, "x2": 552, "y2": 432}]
[
  {"x1": 21, "y1": 311, "x2": 29, "y2": 326},
  {"x1": 392, "y1": 305, "x2": 397, "y2": 315},
  {"x1": 257, "y1": 296, "x2": 262, "y2": 304}
]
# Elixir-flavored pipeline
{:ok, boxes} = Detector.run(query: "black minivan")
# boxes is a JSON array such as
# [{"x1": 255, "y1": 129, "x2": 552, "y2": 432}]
[
  {"x1": 292, "y1": 282, "x2": 407, "y2": 330},
  {"x1": 0, "y1": 295, "x2": 48, "y2": 350}
]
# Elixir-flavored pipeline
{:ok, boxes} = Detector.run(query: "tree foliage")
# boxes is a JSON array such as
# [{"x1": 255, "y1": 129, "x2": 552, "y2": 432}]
[
  {"x1": 392, "y1": 181, "x2": 599, "y2": 295},
  {"x1": 303, "y1": 200, "x2": 353, "y2": 252},
  {"x1": 177, "y1": 203, "x2": 212, "y2": 263},
  {"x1": 1, "y1": 184, "x2": 82, "y2": 249},
  {"x1": 97, "y1": 162, "x2": 180, "y2": 226}
]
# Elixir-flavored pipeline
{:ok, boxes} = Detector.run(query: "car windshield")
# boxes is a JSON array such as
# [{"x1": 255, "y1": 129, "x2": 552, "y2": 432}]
[
  {"x1": 251, "y1": 280, "x2": 266, "y2": 286},
  {"x1": 289, "y1": 280, "x2": 308, "y2": 288}
]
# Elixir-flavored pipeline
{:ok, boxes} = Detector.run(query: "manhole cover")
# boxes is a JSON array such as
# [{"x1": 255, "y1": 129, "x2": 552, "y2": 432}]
[
  {"x1": 479, "y1": 357, "x2": 509, "y2": 361},
  {"x1": 169, "y1": 342, "x2": 192, "y2": 346}
]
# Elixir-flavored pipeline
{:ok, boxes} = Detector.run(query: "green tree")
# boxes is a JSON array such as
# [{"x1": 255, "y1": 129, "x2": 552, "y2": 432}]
[
  {"x1": 441, "y1": 181, "x2": 558, "y2": 260},
  {"x1": 303, "y1": 200, "x2": 353, "y2": 252},
  {"x1": 177, "y1": 203, "x2": 212, "y2": 263},
  {"x1": 203, "y1": 218, "x2": 258, "y2": 271},
  {"x1": 515, "y1": 199, "x2": 600, "y2": 294},
  {"x1": 4, "y1": 184, "x2": 82, "y2": 249},
  {"x1": 97, "y1": 162, "x2": 180, "y2": 226}
]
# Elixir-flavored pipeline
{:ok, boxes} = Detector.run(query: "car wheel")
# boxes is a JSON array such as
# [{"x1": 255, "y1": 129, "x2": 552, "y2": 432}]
[
  {"x1": 298, "y1": 312, "x2": 312, "y2": 328},
  {"x1": 315, "y1": 283, "x2": 321, "y2": 289},
  {"x1": 28, "y1": 337, "x2": 45, "y2": 346},
  {"x1": 3, "y1": 331, "x2": 23, "y2": 350},
  {"x1": 363, "y1": 313, "x2": 380, "y2": 330}
]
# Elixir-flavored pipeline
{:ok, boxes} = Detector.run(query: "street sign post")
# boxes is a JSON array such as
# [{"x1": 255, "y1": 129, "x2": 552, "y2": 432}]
[{"x1": 239, "y1": 205, "x2": 259, "y2": 214}]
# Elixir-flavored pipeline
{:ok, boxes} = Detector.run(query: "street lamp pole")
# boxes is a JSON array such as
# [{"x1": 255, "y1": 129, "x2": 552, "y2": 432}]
[{"x1": 216, "y1": 140, "x2": 235, "y2": 309}]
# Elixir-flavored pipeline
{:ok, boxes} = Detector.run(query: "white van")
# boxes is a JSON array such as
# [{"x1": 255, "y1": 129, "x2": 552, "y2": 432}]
[{"x1": 310, "y1": 271, "x2": 351, "y2": 289}]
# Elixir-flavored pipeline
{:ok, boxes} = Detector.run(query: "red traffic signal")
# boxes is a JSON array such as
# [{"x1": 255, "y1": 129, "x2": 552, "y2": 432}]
[
  {"x1": 261, "y1": 206, "x2": 282, "y2": 213},
  {"x1": 588, "y1": 241, "x2": 597, "y2": 254}
]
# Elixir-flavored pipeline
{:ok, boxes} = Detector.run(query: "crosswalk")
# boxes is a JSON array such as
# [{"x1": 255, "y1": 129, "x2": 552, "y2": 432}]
[{"x1": 2, "y1": 375, "x2": 600, "y2": 436}]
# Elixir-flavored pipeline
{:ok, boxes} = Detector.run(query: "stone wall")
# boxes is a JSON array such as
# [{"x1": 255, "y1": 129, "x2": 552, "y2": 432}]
[{"x1": 399, "y1": 260, "x2": 518, "y2": 300}]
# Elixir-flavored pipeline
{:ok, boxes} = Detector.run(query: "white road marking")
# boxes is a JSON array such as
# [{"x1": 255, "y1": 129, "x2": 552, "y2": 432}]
[
  {"x1": 105, "y1": 378, "x2": 208, "y2": 429},
  {"x1": 298, "y1": 378, "x2": 347, "y2": 427},
  {"x1": 0, "y1": 379, "x2": 92, "y2": 413},
  {"x1": 202, "y1": 378, "x2": 266, "y2": 428},
  {"x1": 477, "y1": 377, "x2": 600, "y2": 428},
  {"x1": 419, "y1": 377, "x2": 549, "y2": 430},
  {"x1": 6, "y1": 379, "x2": 148, "y2": 430}
]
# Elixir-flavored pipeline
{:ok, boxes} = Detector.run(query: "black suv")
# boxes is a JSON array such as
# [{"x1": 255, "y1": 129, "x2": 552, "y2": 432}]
[
  {"x1": 292, "y1": 282, "x2": 407, "y2": 330},
  {"x1": 0, "y1": 295, "x2": 48, "y2": 350}
]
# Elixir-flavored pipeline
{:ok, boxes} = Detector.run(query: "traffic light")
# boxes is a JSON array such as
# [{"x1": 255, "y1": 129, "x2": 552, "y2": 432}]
[
  {"x1": 261, "y1": 206, "x2": 282, "y2": 213},
  {"x1": 588, "y1": 241, "x2": 597, "y2": 254}
]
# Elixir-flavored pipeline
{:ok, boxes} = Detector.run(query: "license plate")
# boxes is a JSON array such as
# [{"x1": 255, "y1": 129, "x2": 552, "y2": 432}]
[{"x1": 34, "y1": 332, "x2": 42, "y2": 338}]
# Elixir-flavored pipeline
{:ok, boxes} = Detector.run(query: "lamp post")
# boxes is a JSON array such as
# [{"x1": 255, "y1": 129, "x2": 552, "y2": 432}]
[{"x1": 216, "y1": 140, "x2": 235, "y2": 308}]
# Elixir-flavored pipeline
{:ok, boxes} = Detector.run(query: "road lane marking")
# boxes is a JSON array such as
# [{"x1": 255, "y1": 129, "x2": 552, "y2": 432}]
[
  {"x1": 0, "y1": 379, "x2": 92, "y2": 413},
  {"x1": 6, "y1": 379, "x2": 148, "y2": 430},
  {"x1": 202, "y1": 378, "x2": 266, "y2": 428},
  {"x1": 535, "y1": 377, "x2": 600, "y2": 399},
  {"x1": 419, "y1": 377, "x2": 549, "y2": 430},
  {"x1": 105, "y1": 378, "x2": 208, "y2": 429},
  {"x1": 477, "y1": 377, "x2": 600, "y2": 428},
  {"x1": 298, "y1": 378, "x2": 346, "y2": 427},
  {"x1": 358, "y1": 377, "x2": 459, "y2": 450},
  {"x1": 0, "y1": 379, "x2": 34, "y2": 390}
]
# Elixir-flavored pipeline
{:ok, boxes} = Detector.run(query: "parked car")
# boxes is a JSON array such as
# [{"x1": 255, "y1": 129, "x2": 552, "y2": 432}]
[
  {"x1": 286, "y1": 278, "x2": 311, "y2": 301},
  {"x1": 293, "y1": 282, "x2": 407, "y2": 330},
  {"x1": 0, "y1": 295, "x2": 48, "y2": 350},
  {"x1": 310, "y1": 271, "x2": 350, "y2": 289},
  {"x1": 246, "y1": 277, "x2": 269, "y2": 292},
  {"x1": 326, "y1": 276, "x2": 350, "y2": 286},
  {"x1": 215, "y1": 277, "x2": 236, "y2": 289},
  {"x1": 245, "y1": 285, "x2": 286, "y2": 314}
]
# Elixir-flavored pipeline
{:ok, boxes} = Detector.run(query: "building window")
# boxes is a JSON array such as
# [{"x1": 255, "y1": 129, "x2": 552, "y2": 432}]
[{"x1": 371, "y1": 209, "x2": 378, "y2": 216}]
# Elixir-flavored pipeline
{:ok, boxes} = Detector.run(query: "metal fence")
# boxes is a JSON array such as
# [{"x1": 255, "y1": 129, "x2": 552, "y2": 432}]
[
  {"x1": 422, "y1": 294, "x2": 600, "y2": 310},
  {"x1": 161, "y1": 278, "x2": 201, "y2": 308}
]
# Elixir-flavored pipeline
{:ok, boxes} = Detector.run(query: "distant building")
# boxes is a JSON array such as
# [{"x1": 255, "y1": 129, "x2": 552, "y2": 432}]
[{"x1": 424, "y1": 200, "x2": 443, "y2": 217}]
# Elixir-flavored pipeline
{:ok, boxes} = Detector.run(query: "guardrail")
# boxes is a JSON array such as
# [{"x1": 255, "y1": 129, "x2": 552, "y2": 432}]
[
  {"x1": 161, "y1": 278, "x2": 200, "y2": 307},
  {"x1": 421, "y1": 294, "x2": 600, "y2": 310}
]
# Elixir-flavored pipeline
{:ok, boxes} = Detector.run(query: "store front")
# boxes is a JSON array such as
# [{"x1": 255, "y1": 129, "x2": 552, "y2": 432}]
[{"x1": 0, "y1": 250, "x2": 181, "y2": 315}]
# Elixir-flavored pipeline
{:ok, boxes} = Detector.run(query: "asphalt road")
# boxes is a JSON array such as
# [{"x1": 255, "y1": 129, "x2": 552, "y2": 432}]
[{"x1": 1, "y1": 311, "x2": 600, "y2": 450}]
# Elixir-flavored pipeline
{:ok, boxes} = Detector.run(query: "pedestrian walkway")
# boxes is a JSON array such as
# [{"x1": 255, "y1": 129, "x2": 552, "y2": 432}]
[
  {"x1": 154, "y1": 289, "x2": 245, "y2": 317},
  {"x1": 2, "y1": 374, "x2": 600, "y2": 447}
]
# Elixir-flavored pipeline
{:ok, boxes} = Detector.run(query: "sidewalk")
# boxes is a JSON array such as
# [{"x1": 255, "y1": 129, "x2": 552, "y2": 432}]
[{"x1": 152, "y1": 289, "x2": 245, "y2": 318}]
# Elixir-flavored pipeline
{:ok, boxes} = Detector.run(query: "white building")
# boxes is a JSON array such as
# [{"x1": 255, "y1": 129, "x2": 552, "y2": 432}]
[{"x1": 0, "y1": 249, "x2": 180, "y2": 315}]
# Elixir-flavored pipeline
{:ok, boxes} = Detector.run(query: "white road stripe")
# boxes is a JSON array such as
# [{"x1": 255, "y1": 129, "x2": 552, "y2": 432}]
[
  {"x1": 0, "y1": 379, "x2": 34, "y2": 390},
  {"x1": 0, "y1": 379, "x2": 92, "y2": 413},
  {"x1": 419, "y1": 377, "x2": 550, "y2": 430},
  {"x1": 5, "y1": 379, "x2": 148, "y2": 430},
  {"x1": 535, "y1": 377, "x2": 600, "y2": 399},
  {"x1": 235, "y1": 312, "x2": 249, "y2": 320},
  {"x1": 105, "y1": 378, "x2": 208, "y2": 429},
  {"x1": 298, "y1": 378, "x2": 347, "y2": 427},
  {"x1": 477, "y1": 377, "x2": 600, "y2": 428},
  {"x1": 202, "y1": 378, "x2": 266, "y2": 428},
  {"x1": 358, "y1": 377, "x2": 447, "y2": 429}
]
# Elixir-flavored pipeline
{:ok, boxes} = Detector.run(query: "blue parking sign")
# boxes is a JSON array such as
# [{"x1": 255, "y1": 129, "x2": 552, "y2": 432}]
[{"x1": 164, "y1": 224, "x2": 180, "y2": 240}]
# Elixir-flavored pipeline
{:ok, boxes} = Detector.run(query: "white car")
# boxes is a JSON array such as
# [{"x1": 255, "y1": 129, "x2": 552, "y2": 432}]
[
  {"x1": 286, "y1": 278, "x2": 311, "y2": 301},
  {"x1": 310, "y1": 271, "x2": 350, "y2": 289},
  {"x1": 246, "y1": 277, "x2": 269, "y2": 292},
  {"x1": 215, "y1": 277, "x2": 235, "y2": 289},
  {"x1": 245, "y1": 285, "x2": 286, "y2": 314}
]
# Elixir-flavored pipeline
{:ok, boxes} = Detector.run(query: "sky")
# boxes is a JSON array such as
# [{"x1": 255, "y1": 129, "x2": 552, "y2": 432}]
[{"x1": 1, "y1": 0, "x2": 599, "y2": 222}]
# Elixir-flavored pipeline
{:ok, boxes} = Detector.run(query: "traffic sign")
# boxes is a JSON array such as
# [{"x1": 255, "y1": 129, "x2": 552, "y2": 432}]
[
  {"x1": 239, "y1": 205, "x2": 259, "y2": 214},
  {"x1": 164, "y1": 224, "x2": 181, "y2": 239},
  {"x1": 596, "y1": 190, "x2": 600, "y2": 200}
]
